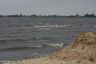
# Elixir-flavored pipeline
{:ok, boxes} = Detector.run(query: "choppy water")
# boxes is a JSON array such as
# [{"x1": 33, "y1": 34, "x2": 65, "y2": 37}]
[{"x1": 0, "y1": 17, "x2": 96, "y2": 60}]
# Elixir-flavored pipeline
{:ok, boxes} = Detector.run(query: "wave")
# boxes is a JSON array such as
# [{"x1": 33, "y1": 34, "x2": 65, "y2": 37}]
[
  {"x1": 0, "y1": 43, "x2": 64, "y2": 51},
  {"x1": 33, "y1": 24, "x2": 71, "y2": 28},
  {"x1": 0, "y1": 37, "x2": 56, "y2": 43},
  {"x1": 42, "y1": 43, "x2": 64, "y2": 47},
  {"x1": 0, "y1": 46, "x2": 42, "y2": 51}
]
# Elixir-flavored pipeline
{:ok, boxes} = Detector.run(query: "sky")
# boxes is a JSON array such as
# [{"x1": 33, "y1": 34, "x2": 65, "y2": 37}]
[{"x1": 0, "y1": 0, "x2": 96, "y2": 15}]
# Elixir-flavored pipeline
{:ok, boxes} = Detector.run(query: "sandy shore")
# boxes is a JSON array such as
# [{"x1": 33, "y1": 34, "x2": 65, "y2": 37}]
[{"x1": 2, "y1": 32, "x2": 96, "y2": 64}]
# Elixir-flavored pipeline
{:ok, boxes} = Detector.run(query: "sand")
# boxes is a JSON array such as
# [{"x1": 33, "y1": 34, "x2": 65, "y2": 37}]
[{"x1": 16, "y1": 32, "x2": 96, "y2": 64}]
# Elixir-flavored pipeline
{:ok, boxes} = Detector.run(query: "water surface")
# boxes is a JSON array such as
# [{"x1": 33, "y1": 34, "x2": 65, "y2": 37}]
[{"x1": 0, "y1": 17, "x2": 96, "y2": 60}]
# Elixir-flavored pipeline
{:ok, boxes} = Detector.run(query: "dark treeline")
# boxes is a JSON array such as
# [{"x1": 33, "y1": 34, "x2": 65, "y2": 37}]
[{"x1": 0, "y1": 13, "x2": 96, "y2": 18}]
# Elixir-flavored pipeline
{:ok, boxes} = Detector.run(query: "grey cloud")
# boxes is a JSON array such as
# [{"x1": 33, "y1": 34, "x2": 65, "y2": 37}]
[{"x1": 0, "y1": 0, "x2": 96, "y2": 15}]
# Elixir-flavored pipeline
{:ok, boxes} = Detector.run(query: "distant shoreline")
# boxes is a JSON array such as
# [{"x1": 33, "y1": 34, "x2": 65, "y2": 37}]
[
  {"x1": 0, "y1": 13, "x2": 96, "y2": 18},
  {"x1": 0, "y1": 16, "x2": 96, "y2": 18}
]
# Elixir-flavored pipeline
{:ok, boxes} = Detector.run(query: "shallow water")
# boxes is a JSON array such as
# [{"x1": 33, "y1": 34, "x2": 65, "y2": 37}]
[{"x1": 0, "y1": 17, "x2": 96, "y2": 60}]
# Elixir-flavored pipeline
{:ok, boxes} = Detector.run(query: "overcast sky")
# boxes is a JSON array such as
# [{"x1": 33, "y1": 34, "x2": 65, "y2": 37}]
[{"x1": 0, "y1": 0, "x2": 96, "y2": 15}]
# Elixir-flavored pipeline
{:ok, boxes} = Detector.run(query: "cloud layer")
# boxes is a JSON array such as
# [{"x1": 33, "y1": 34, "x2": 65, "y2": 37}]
[{"x1": 0, "y1": 0, "x2": 96, "y2": 15}]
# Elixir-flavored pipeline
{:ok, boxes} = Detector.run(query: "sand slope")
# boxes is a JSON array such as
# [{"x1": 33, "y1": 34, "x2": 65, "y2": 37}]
[{"x1": 19, "y1": 32, "x2": 96, "y2": 64}]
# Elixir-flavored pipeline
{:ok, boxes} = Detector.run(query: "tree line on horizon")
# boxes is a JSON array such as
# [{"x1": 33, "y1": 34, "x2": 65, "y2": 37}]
[{"x1": 0, "y1": 13, "x2": 96, "y2": 17}]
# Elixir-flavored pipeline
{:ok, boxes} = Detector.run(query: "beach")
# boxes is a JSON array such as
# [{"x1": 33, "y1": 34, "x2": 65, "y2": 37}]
[
  {"x1": 0, "y1": 0, "x2": 96, "y2": 63},
  {"x1": 14, "y1": 32, "x2": 96, "y2": 64}
]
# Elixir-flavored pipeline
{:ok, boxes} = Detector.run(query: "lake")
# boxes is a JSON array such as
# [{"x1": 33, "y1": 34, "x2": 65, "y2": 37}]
[{"x1": 0, "y1": 17, "x2": 96, "y2": 60}]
